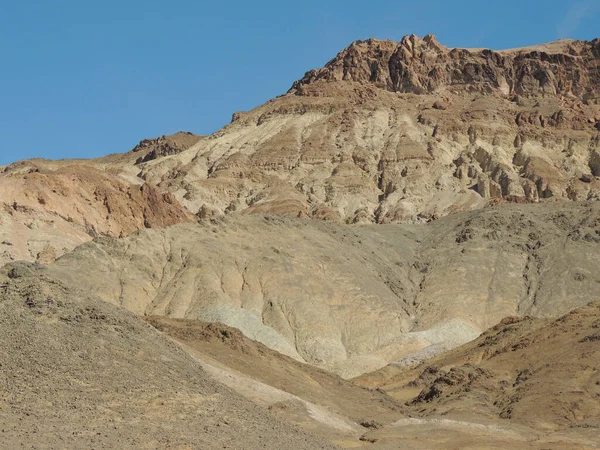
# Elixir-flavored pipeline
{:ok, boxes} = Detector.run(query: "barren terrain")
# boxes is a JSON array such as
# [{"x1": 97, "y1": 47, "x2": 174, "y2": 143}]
[
  {"x1": 2, "y1": 35, "x2": 600, "y2": 448},
  {"x1": 44, "y1": 202, "x2": 600, "y2": 379},
  {"x1": 355, "y1": 301, "x2": 600, "y2": 449},
  {"x1": 0, "y1": 263, "x2": 335, "y2": 449}
]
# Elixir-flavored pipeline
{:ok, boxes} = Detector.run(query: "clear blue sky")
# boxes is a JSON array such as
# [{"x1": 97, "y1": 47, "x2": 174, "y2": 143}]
[{"x1": 1, "y1": 0, "x2": 599, "y2": 165}]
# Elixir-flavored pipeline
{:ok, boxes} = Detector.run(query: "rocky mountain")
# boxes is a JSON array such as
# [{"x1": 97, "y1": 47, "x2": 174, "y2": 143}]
[
  {"x1": 3, "y1": 35, "x2": 600, "y2": 265},
  {"x1": 117, "y1": 35, "x2": 600, "y2": 226},
  {"x1": 3, "y1": 34, "x2": 600, "y2": 448}
]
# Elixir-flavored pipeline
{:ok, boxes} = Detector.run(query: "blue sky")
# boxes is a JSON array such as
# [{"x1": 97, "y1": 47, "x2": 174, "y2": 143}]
[{"x1": 1, "y1": 0, "x2": 599, "y2": 165}]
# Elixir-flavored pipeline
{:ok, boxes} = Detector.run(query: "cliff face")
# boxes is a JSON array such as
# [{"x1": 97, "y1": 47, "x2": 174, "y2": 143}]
[{"x1": 292, "y1": 35, "x2": 600, "y2": 100}]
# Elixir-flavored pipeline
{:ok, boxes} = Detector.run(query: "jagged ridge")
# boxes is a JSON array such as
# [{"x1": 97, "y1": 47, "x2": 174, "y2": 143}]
[{"x1": 291, "y1": 34, "x2": 600, "y2": 100}]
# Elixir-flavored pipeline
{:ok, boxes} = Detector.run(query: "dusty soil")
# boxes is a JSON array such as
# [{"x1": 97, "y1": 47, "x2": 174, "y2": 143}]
[
  {"x1": 353, "y1": 301, "x2": 600, "y2": 448},
  {"x1": 0, "y1": 262, "x2": 336, "y2": 449},
  {"x1": 146, "y1": 316, "x2": 405, "y2": 445}
]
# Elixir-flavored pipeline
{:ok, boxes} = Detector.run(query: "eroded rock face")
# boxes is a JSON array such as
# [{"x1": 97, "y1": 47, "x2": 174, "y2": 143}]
[
  {"x1": 46, "y1": 202, "x2": 600, "y2": 378},
  {"x1": 0, "y1": 163, "x2": 192, "y2": 265},
  {"x1": 120, "y1": 36, "x2": 600, "y2": 224},
  {"x1": 291, "y1": 35, "x2": 600, "y2": 100},
  {"x1": 132, "y1": 131, "x2": 203, "y2": 164}
]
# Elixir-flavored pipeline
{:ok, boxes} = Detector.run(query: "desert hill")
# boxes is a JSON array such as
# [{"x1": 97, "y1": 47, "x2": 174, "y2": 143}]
[
  {"x1": 354, "y1": 300, "x2": 600, "y2": 449},
  {"x1": 145, "y1": 303, "x2": 600, "y2": 449},
  {"x1": 7, "y1": 254, "x2": 597, "y2": 448},
  {"x1": 0, "y1": 262, "x2": 335, "y2": 449},
  {"x1": 2, "y1": 35, "x2": 600, "y2": 266},
  {"x1": 43, "y1": 201, "x2": 600, "y2": 378},
  {"x1": 2, "y1": 34, "x2": 600, "y2": 448}
]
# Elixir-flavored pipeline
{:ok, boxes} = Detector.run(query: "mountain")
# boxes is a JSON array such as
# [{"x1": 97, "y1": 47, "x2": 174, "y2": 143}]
[
  {"x1": 3, "y1": 36, "x2": 599, "y2": 265},
  {"x1": 2, "y1": 34, "x2": 600, "y2": 448},
  {"x1": 42, "y1": 200, "x2": 600, "y2": 379},
  {"x1": 122, "y1": 35, "x2": 600, "y2": 224}
]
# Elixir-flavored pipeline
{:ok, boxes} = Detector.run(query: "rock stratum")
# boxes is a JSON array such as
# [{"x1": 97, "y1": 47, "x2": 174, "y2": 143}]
[
  {"x1": 3, "y1": 35, "x2": 600, "y2": 261},
  {"x1": 125, "y1": 35, "x2": 600, "y2": 225},
  {"x1": 0, "y1": 161, "x2": 192, "y2": 266}
]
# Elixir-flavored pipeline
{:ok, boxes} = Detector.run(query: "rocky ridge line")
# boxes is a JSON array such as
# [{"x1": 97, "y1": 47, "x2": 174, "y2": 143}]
[{"x1": 291, "y1": 34, "x2": 600, "y2": 101}]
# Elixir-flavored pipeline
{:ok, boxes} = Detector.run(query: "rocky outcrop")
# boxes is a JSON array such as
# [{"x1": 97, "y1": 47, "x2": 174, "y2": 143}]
[
  {"x1": 291, "y1": 35, "x2": 600, "y2": 100},
  {"x1": 114, "y1": 36, "x2": 600, "y2": 224},
  {"x1": 0, "y1": 164, "x2": 192, "y2": 265},
  {"x1": 132, "y1": 131, "x2": 203, "y2": 164}
]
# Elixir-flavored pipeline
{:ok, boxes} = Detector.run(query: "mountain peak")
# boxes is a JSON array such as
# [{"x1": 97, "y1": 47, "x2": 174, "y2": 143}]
[{"x1": 290, "y1": 35, "x2": 600, "y2": 99}]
